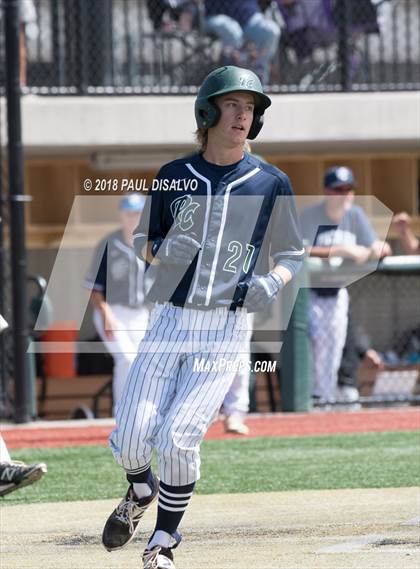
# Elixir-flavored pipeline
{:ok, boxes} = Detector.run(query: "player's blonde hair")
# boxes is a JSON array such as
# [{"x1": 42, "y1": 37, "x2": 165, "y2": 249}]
[
  {"x1": 195, "y1": 127, "x2": 208, "y2": 152},
  {"x1": 195, "y1": 128, "x2": 251, "y2": 153}
]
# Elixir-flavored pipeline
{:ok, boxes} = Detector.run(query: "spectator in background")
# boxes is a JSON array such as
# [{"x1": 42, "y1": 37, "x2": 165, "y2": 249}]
[
  {"x1": 300, "y1": 166, "x2": 391, "y2": 404},
  {"x1": 276, "y1": 0, "x2": 336, "y2": 59},
  {"x1": 19, "y1": 0, "x2": 38, "y2": 87},
  {"x1": 84, "y1": 195, "x2": 150, "y2": 412},
  {"x1": 391, "y1": 213, "x2": 420, "y2": 368},
  {"x1": 336, "y1": 310, "x2": 384, "y2": 404},
  {"x1": 146, "y1": 0, "x2": 198, "y2": 32},
  {"x1": 204, "y1": 0, "x2": 281, "y2": 84},
  {"x1": 338, "y1": 208, "x2": 419, "y2": 404},
  {"x1": 392, "y1": 212, "x2": 420, "y2": 255}
]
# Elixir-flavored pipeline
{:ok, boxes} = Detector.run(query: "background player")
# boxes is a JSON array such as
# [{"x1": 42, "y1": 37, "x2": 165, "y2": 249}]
[
  {"x1": 0, "y1": 432, "x2": 47, "y2": 497},
  {"x1": 0, "y1": 317, "x2": 47, "y2": 497},
  {"x1": 101, "y1": 66, "x2": 304, "y2": 569},
  {"x1": 221, "y1": 312, "x2": 254, "y2": 435},
  {"x1": 84, "y1": 194, "x2": 149, "y2": 411},
  {"x1": 300, "y1": 166, "x2": 391, "y2": 405},
  {"x1": 392, "y1": 212, "x2": 420, "y2": 254}
]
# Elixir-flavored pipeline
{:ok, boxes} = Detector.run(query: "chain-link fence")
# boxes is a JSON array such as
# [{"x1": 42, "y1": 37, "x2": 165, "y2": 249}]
[
  {"x1": 1, "y1": 0, "x2": 418, "y2": 94},
  {"x1": 349, "y1": 262, "x2": 420, "y2": 405},
  {"x1": 306, "y1": 258, "x2": 420, "y2": 408}
]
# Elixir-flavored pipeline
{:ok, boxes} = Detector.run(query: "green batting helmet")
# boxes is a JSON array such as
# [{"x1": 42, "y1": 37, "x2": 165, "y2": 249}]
[{"x1": 195, "y1": 66, "x2": 271, "y2": 140}]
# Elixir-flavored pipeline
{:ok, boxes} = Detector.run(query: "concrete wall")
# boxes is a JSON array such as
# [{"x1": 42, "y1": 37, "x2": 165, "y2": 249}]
[{"x1": 19, "y1": 92, "x2": 420, "y2": 157}]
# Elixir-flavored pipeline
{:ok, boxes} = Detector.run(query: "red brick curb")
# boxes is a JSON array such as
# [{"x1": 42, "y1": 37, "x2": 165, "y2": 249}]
[{"x1": 2, "y1": 408, "x2": 419, "y2": 449}]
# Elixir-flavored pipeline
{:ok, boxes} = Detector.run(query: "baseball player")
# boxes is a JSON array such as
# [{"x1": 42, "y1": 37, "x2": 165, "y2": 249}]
[
  {"x1": 300, "y1": 166, "x2": 391, "y2": 404},
  {"x1": 222, "y1": 312, "x2": 254, "y2": 435},
  {"x1": 102, "y1": 66, "x2": 304, "y2": 569},
  {"x1": 84, "y1": 194, "x2": 149, "y2": 410},
  {"x1": 0, "y1": 317, "x2": 47, "y2": 496},
  {"x1": 0, "y1": 433, "x2": 47, "y2": 497}
]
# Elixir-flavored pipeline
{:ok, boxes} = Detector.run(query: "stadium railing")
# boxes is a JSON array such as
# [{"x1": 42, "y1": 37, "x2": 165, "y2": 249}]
[{"x1": 0, "y1": 0, "x2": 419, "y2": 95}]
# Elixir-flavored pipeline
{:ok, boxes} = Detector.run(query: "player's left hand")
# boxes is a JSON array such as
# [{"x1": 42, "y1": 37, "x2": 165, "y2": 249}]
[
  {"x1": 241, "y1": 272, "x2": 284, "y2": 312},
  {"x1": 153, "y1": 234, "x2": 201, "y2": 266}
]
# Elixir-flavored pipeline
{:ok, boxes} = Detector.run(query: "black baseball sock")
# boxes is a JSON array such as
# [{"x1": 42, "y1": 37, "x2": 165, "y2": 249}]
[
  {"x1": 147, "y1": 480, "x2": 195, "y2": 549},
  {"x1": 126, "y1": 466, "x2": 155, "y2": 499},
  {"x1": 126, "y1": 465, "x2": 154, "y2": 484}
]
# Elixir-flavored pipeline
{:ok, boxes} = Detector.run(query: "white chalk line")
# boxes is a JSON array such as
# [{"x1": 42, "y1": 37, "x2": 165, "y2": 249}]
[
  {"x1": 400, "y1": 517, "x2": 420, "y2": 527},
  {"x1": 317, "y1": 533, "x2": 386, "y2": 553},
  {"x1": 318, "y1": 527, "x2": 420, "y2": 555}
]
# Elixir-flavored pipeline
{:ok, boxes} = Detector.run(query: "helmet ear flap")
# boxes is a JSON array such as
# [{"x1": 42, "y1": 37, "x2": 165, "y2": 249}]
[
  {"x1": 195, "y1": 99, "x2": 221, "y2": 129},
  {"x1": 248, "y1": 113, "x2": 264, "y2": 140}
]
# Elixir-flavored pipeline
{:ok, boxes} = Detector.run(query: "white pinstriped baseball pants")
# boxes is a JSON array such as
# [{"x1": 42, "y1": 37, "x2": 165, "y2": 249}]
[
  {"x1": 109, "y1": 303, "x2": 248, "y2": 486},
  {"x1": 308, "y1": 289, "x2": 349, "y2": 401}
]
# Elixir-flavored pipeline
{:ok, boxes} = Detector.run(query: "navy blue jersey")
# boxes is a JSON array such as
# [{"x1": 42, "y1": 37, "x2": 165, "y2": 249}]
[{"x1": 133, "y1": 153, "x2": 304, "y2": 309}]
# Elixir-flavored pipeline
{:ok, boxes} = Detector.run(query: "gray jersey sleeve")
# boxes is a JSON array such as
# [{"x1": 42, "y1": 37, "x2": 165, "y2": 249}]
[{"x1": 351, "y1": 205, "x2": 377, "y2": 247}]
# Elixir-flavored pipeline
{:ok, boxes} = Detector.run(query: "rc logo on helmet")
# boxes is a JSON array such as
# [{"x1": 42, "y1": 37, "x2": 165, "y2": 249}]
[{"x1": 239, "y1": 76, "x2": 254, "y2": 89}]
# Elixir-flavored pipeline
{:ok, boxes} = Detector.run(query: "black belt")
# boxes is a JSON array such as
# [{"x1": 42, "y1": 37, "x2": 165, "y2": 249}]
[{"x1": 166, "y1": 300, "x2": 242, "y2": 312}]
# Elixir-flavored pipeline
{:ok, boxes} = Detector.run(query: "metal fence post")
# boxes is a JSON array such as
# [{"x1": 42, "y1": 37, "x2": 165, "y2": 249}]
[
  {"x1": 336, "y1": 0, "x2": 351, "y2": 92},
  {"x1": 86, "y1": 0, "x2": 113, "y2": 87},
  {"x1": 4, "y1": 0, "x2": 32, "y2": 422},
  {"x1": 281, "y1": 262, "x2": 312, "y2": 412}
]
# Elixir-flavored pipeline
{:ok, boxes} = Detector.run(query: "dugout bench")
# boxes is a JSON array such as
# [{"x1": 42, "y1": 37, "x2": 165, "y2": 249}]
[{"x1": 36, "y1": 374, "x2": 113, "y2": 420}]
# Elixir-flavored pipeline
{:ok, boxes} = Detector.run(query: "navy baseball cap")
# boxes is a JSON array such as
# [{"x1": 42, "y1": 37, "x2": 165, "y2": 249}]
[
  {"x1": 324, "y1": 166, "x2": 356, "y2": 189},
  {"x1": 120, "y1": 194, "x2": 146, "y2": 212}
]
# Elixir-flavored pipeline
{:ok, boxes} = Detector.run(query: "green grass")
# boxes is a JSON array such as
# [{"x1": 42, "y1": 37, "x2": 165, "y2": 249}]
[{"x1": 2, "y1": 430, "x2": 419, "y2": 505}]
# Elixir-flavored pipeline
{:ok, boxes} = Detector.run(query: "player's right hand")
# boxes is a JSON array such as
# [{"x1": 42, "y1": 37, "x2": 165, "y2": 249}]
[
  {"x1": 153, "y1": 234, "x2": 201, "y2": 265},
  {"x1": 102, "y1": 309, "x2": 122, "y2": 341},
  {"x1": 241, "y1": 272, "x2": 284, "y2": 312}
]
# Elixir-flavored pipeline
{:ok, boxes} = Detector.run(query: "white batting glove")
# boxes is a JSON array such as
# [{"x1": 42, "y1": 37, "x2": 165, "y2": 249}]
[{"x1": 242, "y1": 272, "x2": 284, "y2": 312}]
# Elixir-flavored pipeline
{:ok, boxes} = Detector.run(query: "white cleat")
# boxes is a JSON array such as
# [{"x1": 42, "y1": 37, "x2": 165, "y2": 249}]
[
  {"x1": 224, "y1": 414, "x2": 250, "y2": 435},
  {"x1": 335, "y1": 385, "x2": 360, "y2": 403},
  {"x1": 143, "y1": 546, "x2": 176, "y2": 569}
]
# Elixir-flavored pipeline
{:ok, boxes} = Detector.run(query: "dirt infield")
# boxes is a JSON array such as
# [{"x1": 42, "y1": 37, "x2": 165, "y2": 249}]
[
  {"x1": 2, "y1": 487, "x2": 419, "y2": 569},
  {"x1": 2, "y1": 408, "x2": 420, "y2": 449}
]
